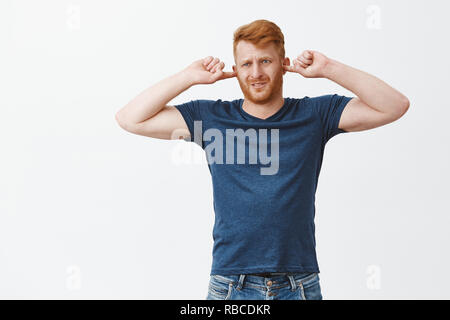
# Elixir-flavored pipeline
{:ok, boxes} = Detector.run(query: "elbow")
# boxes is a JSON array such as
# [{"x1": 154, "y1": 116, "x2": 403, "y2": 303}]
[
  {"x1": 115, "y1": 112, "x2": 123, "y2": 123},
  {"x1": 115, "y1": 112, "x2": 123, "y2": 125},
  {"x1": 400, "y1": 97, "x2": 410, "y2": 116},
  {"x1": 402, "y1": 96, "x2": 410, "y2": 109},
  {"x1": 115, "y1": 111, "x2": 129, "y2": 130},
  {"x1": 394, "y1": 97, "x2": 410, "y2": 119}
]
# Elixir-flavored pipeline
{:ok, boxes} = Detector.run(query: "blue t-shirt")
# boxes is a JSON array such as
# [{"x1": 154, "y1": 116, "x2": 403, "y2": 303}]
[{"x1": 174, "y1": 94, "x2": 353, "y2": 275}]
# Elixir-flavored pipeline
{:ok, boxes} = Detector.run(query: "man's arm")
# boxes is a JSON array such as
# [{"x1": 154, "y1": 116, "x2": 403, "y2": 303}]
[
  {"x1": 115, "y1": 70, "x2": 193, "y2": 140},
  {"x1": 323, "y1": 59, "x2": 410, "y2": 132},
  {"x1": 284, "y1": 50, "x2": 410, "y2": 133},
  {"x1": 115, "y1": 56, "x2": 236, "y2": 140}
]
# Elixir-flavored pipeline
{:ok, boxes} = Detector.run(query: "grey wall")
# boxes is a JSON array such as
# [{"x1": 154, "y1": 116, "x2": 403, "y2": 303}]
[{"x1": 0, "y1": 0, "x2": 448, "y2": 299}]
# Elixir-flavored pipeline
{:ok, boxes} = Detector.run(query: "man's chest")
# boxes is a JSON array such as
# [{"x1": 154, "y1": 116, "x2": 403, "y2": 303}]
[{"x1": 202, "y1": 121, "x2": 322, "y2": 176}]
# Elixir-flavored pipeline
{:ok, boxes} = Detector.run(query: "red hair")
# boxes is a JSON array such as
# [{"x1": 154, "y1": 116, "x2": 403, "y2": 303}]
[{"x1": 233, "y1": 19, "x2": 285, "y2": 60}]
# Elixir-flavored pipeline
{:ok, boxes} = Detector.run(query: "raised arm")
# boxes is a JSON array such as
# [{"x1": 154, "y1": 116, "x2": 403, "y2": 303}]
[
  {"x1": 115, "y1": 57, "x2": 236, "y2": 140},
  {"x1": 284, "y1": 50, "x2": 410, "y2": 132},
  {"x1": 323, "y1": 57, "x2": 410, "y2": 132}
]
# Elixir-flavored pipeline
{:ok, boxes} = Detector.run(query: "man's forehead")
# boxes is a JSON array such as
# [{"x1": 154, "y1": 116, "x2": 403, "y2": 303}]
[
  {"x1": 236, "y1": 47, "x2": 277, "y2": 61},
  {"x1": 239, "y1": 55, "x2": 275, "y2": 63},
  {"x1": 235, "y1": 41, "x2": 278, "y2": 62}
]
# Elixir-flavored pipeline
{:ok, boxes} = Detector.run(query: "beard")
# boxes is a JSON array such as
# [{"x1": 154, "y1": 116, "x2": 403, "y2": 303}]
[{"x1": 236, "y1": 68, "x2": 283, "y2": 105}]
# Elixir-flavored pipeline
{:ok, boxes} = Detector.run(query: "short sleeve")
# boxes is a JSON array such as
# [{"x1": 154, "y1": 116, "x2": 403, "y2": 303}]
[
  {"x1": 310, "y1": 94, "x2": 353, "y2": 143},
  {"x1": 173, "y1": 99, "x2": 215, "y2": 148}
]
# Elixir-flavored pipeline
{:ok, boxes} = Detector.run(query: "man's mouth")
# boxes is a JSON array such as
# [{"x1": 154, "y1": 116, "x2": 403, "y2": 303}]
[{"x1": 251, "y1": 82, "x2": 267, "y2": 88}]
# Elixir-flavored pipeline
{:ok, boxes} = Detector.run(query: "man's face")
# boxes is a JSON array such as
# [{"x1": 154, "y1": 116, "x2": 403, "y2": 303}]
[{"x1": 233, "y1": 41, "x2": 289, "y2": 104}]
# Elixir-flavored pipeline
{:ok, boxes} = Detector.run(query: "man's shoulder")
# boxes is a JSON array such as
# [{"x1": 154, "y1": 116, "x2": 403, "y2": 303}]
[{"x1": 189, "y1": 98, "x2": 239, "y2": 107}]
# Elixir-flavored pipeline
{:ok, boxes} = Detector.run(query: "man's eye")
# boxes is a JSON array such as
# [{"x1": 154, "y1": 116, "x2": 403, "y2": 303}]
[{"x1": 242, "y1": 60, "x2": 270, "y2": 67}]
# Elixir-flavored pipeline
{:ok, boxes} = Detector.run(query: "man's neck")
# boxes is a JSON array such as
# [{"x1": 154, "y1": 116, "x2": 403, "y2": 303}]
[{"x1": 243, "y1": 96, "x2": 285, "y2": 120}]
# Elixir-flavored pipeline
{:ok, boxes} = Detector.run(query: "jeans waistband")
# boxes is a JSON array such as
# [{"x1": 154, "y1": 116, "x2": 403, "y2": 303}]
[{"x1": 212, "y1": 272, "x2": 317, "y2": 291}]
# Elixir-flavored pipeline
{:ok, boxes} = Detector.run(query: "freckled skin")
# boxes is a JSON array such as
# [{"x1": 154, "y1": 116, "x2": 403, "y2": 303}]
[
  {"x1": 237, "y1": 65, "x2": 284, "y2": 105},
  {"x1": 232, "y1": 40, "x2": 290, "y2": 116}
]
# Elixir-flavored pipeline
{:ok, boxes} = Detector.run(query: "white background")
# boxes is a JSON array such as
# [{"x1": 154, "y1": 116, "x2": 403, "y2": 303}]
[{"x1": 1, "y1": 0, "x2": 449, "y2": 299}]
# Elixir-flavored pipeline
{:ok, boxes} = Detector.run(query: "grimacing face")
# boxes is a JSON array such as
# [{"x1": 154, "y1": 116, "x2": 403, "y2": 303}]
[{"x1": 233, "y1": 40, "x2": 290, "y2": 104}]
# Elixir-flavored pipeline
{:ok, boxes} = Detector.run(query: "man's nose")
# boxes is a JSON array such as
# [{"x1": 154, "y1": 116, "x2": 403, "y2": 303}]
[{"x1": 250, "y1": 63, "x2": 264, "y2": 78}]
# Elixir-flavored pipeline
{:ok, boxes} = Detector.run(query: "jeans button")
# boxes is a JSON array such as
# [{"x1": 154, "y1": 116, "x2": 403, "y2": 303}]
[{"x1": 266, "y1": 280, "x2": 273, "y2": 286}]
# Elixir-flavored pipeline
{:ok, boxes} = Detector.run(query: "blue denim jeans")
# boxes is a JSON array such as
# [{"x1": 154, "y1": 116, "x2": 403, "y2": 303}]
[{"x1": 206, "y1": 272, "x2": 322, "y2": 300}]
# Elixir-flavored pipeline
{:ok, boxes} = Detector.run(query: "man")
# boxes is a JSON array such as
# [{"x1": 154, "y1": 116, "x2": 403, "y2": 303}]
[{"x1": 115, "y1": 19, "x2": 409, "y2": 300}]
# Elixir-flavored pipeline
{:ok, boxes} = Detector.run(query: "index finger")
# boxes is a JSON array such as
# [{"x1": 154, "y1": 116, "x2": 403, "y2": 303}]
[
  {"x1": 221, "y1": 71, "x2": 237, "y2": 79},
  {"x1": 283, "y1": 65, "x2": 295, "y2": 72}
]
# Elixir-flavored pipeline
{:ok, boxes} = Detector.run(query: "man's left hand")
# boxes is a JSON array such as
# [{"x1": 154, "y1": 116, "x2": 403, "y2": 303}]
[{"x1": 283, "y1": 50, "x2": 330, "y2": 78}]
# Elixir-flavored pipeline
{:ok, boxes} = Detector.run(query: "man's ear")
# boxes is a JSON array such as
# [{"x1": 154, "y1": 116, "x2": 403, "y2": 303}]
[{"x1": 282, "y1": 57, "x2": 290, "y2": 75}]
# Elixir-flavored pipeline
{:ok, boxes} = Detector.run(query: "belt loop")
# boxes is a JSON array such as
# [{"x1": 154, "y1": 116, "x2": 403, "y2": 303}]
[
  {"x1": 287, "y1": 274, "x2": 297, "y2": 292},
  {"x1": 236, "y1": 274, "x2": 246, "y2": 290}
]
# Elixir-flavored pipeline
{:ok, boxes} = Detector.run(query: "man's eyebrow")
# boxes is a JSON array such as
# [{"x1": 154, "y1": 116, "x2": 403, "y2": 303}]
[{"x1": 240, "y1": 56, "x2": 273, "y2": 63}]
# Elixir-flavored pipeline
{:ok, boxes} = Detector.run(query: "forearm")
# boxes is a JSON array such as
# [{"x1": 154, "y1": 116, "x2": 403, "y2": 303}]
[
  {"x1": 116, "y1": 70, "x2": 194, "y2": 124},
  {"x1": 324, "y1": 59, "x2": 410, "y2": 114}
]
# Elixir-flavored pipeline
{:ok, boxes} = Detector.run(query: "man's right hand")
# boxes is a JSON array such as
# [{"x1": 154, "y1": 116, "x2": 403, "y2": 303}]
[
  {"x1": 116, "y1": 56, "x2": 236, "y2": 141},
  {"x1": 183, "y1": 56, "x2": 237, "y2": 85}
]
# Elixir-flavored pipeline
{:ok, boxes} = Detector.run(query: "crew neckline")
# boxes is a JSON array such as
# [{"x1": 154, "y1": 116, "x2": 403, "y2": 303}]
[{"x1": 239, "y1": 98, "x2": 289, "y2": 121}]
